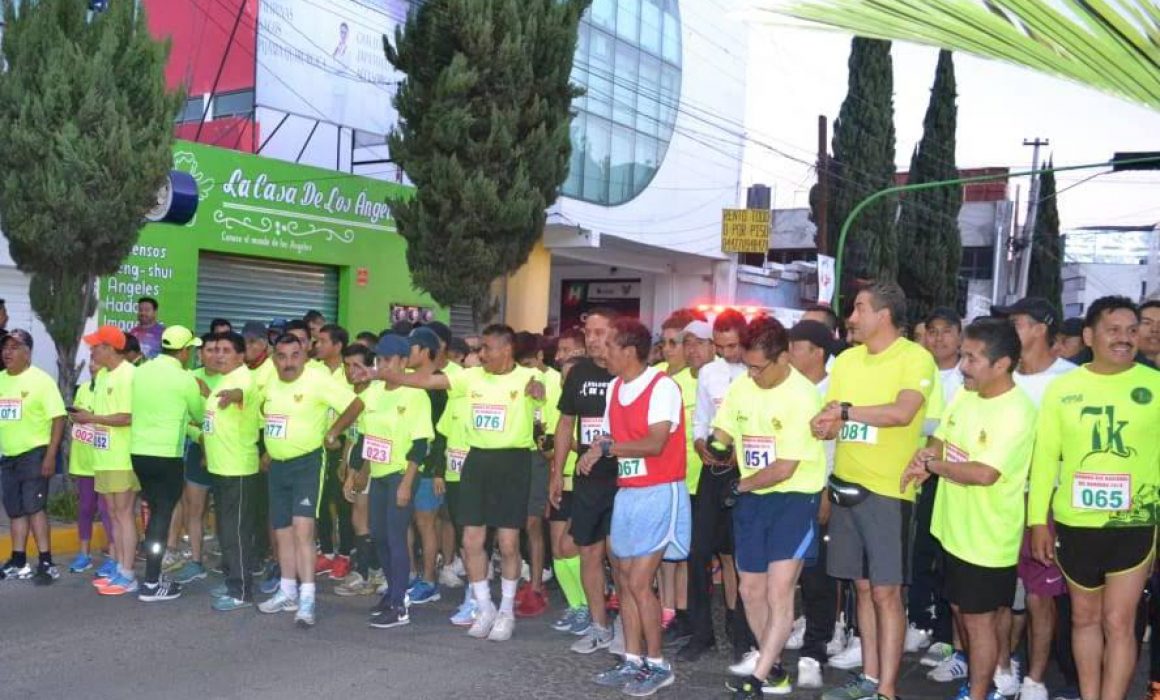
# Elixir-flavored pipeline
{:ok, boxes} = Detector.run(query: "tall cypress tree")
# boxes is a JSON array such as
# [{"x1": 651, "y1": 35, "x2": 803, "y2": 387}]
[
  {"x1": 385, "y1": 0, "x2": 590, "y2": 313},
  {"x1": 1027, "y1": 161, "x2": 1062, "y2": 314},
  {"x1": 829, "y1": 38, "x2": 898, "y2": 289},
  {"x1": 897, "y1": 51, "x2": 962, "y2": 322}
]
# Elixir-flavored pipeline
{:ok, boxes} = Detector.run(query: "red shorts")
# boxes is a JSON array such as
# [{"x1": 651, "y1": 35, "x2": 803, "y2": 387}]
[{"x1": 1017, "y1": 518, "x2": 1066, "y2": 598}]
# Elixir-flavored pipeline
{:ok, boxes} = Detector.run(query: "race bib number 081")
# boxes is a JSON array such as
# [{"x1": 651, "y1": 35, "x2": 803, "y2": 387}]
[
  {"x1": 1072, "y1": 472, "x2": 1130, "y2": 511},
  {"x1": 839, "y1": 421, "x2": 878, "y2": 445}
]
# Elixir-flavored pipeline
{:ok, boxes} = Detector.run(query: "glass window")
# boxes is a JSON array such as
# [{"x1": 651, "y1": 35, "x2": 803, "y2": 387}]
[
  {"x1": 662, "y1": 3, "x2": 681, "y2": 64},
  {"x1": 213, "y1": 89, "x2": 254, "y2": 119},
  {"x1": 635, "y1": 54, "x2": 661, "y2": 136},
  {"x1": 586, "y1": 29, "x2": 615, "y2": 118},
  {"x1": 612, "y1": 43, "x2": 638, "y2": 127},
  {"x1": 609, "y1": 127, "x2": 635, "y2": 204},
  {"x1": 590, "y1": 0, "x2": 615, "y2": 31},
  {"x1": 639, "y1": 0, "x2": 662, "y2": 56},
  {"x1": 633, "y1": 135, "x2": 659, "y2": 192},
  {"x1": 582, "y1": 116, "x2": 612, "y2": 204},
  {"x1": 616, "y1": 0, "x2": 640, "y2": 43},
  {"x1": 177, "y1": 96, "x2": 205, "y2": 123},
  {"x1": 564, "y1": 114, "x2": 586, "y2": 196}
]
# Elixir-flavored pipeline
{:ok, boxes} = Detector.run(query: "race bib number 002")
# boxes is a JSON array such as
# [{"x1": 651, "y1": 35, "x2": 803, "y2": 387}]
[
  {"x1": 472, "y1": 404, "x2": 507, "y2": 432},
  {"x1": 91, "y1": 426, "x2": 110, "y2": 451},
  {"x1": 72, "y1": 423, "x2": 96, "y2": 446},
  {"x1": 264, "y1": 414, "x2": 288, "y2": 440},
  {"x1": 447, "y1": 448, "x2": 468, "y2": 475},
  {"x1": 579, "y1": 416, "x2": 603, "y2": 446},
  {"x1": 1072, "y1": 472, "x2": 1130, "y2": 511},
  {"x1": 618, "y1": 458, "x2": 647, "y2": 479},
  {"x1": 0, "y1": 398, "x2": 22, "y2": 421},
  {"x1": 362, "y1": 436, "x2": 392, "y2": 464},
  {"x1": 741, "y1": 435, "x2": 776, "y2": 469},
  {"x1": 838, "y1": 421, "x2": 878, "y2": 445}
]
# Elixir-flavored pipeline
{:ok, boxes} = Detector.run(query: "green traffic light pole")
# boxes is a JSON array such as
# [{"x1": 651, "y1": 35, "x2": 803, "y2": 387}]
[{"x1": 830, "y1": 155, "x2": 1160, "y2": 309}]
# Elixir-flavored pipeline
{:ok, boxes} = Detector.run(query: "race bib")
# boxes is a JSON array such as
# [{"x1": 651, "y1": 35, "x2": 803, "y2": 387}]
[
  {"x1": 362, "y1": 435, "x2": 392, "y2": 463},
  {"x1": 446, "y1": 448, "x2": 468, "y2": 475},
  {"x1": 0, "y1": 398, "x2": 22, "y2": 421},
  {"x1": 618, "y1": 458, "x2": 647, "y2": 479},
  {"x1": 264, "y1": 414, "x2": 288, "y2": 440},
  {"x1": 91, "y1": 426, "x2": 110, "y2": 451},
  {"x1": 945, "y1": 443, "x2": 968, "y2": 463},
  {"x1": 579, "y1": 416, "x2": 604, "y2": 446},
  {"x1": 838, "y1": 421, "x2": 878, "y2": 445},
  {"x1": 472, "y1": 404, "x2": 507, "y2": 432},
  {"x1": 1072, "y1": 472, "x2": 1131, "y2": 511},
  {"x1": 71, "y1": 423, "x2": 95, "y2": 446},
  {"x1": 741, "y1": 435, "x2": 776, "y2": 469},
  {"x1": 202, "y1": 411, "x2": 215, "y2": 435}
]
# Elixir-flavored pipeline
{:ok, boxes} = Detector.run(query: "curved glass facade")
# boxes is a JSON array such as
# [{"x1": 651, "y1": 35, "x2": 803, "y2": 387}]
[{"x1": 562, "y1": 0, "x2": 682, "y2": 206}]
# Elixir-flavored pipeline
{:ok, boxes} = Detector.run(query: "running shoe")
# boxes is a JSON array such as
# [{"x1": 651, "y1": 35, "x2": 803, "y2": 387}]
[
  {"x1": 487, "y1": 611, "x2": 515, "y2": 641},
  {"x1": 438, "y1": 566, "x2": 463, "y2": 589},
  {"x1": 904, "y1": 623, "x2": 932, "y2": 653},
  {"x1": 592, "y1": 658, "x2": 642, "y2": 688},
  {"x1": 1019, "y1": 677, "x2": 1049, "y2": 700},
  {"x1": 68, "y1": 553, "x2": 94, "y2": 574},
  {"x1": 138, "y1": 579, "x2": 182, "y2": 602},
  {"x1": 954, "y1": 683, "x2": 1003, "y2": 700},
  {"x1": 729, "y1": 649, "x2": 759, "y2": 677},
  {"x1": 259, "y1": 572, "x2": 280, "y2": 596},
  {"x1": 295, "y1": 598, "x2": 316, "y2": 627},
  {"x1": 729, "y1": 676, "x2": 765, "y2": 699},
  {"x1": 552, "y1": 607, "x2": 581, "y2": 632},
  {"x1": 330, "y1": 555, "x2": 351, "y2": 580},
  {"x1": 797, "y1": 657, "x2": 824, "y2": 689},
  {"x1": 258, "y1": 590, "x2": 299, "y2": 614},
  {"x1": 450, "y1": 598, "x2": 478, "y2": 627},
  {"x1": 828, "y1": 636, "x2": 863, "y2": 670},
  {"x1": 571, "y1": 623, "x2": 613, "y2": 654},
  {"x1": 927, "y1": 651, "x2": 969, "y2": 683},
  {"x1": 1051, "y1": 687, "x2": 1081, "y2": 700},
  {"x1": 820, "y1": 673, "x2": 878, "y2": 700},
  {"x1": 367, "y1": 568, "x2": 386, "y2": 591},
  {"x1": 1, "y1": 559, "x2": 32, "y2": 580},
  {"x1": 763, "y1": 665, "x2": 792, "y2": 696},
  {"x1": 994, "y1": 662, "x2": 1021, "y2": 696},
  {"x1": 212, "y1": 596, "x2": 253, "y2": 612},
  {"x1": 210, "y1": 583, "x2": 229, "y2": 599},
  {"x1": 662, "y1": 615, "x2": 691, "y2": 648},
  {"x1": 161, "y1": 550, "x2": 184, "y2": 573},
  {"x1": 98, "y1": 574, "x2": 139, "y2": 596},
  {"x1": 32, "y1": 562, "x2": 60, "y2": 586},
  {"x1": 335, "y1": 572, "x2": 376, "y2": 597},
  {"x1": 622, "y1": 661, "x2": 674, "y2": 697},
  {"x1": 173, "y1": 561, "x2": 207, "y2": 584},
  {"x1": 94, "y1": 558, "x2": 118, "y2": 578},
  {"x1": 467, "y1": 606, "x2": 497, "y2": 639},
  {"x1": 568, "y1": 607, "x2": 592, "y2": 635},
  {"x1": 920, "y1": 641, "x2": 955, "y2": 667},
  {"x1": 785, "y1": 615, "x2": 806, "y2": 650},
  {"x1": 407, "y1": 579, "x2": 441, "y2": 605},
  {"x1": 314, "y1": 553, "x2": 334, "y2": 576},
  {"x1": 369, "y1": 605, "x2": 410, "y2": 629},
  {"x1": 515, "y1": 588, "x2": 547, "y2": 617},
  {"x1": 450, "y1": 557, "x2": 465, "y2": 577}
]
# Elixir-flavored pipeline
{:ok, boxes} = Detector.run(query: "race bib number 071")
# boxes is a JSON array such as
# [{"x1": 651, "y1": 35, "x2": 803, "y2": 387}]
[
  {"x1": 0, "y1": 398, "x2": 22, "y2": 421},
  {"x1": 1072, "y1": 472, "x2": 1130, "y2": 511},
  {"x1": 838, "y1": 421, "x2": 878, "y2": 445}
]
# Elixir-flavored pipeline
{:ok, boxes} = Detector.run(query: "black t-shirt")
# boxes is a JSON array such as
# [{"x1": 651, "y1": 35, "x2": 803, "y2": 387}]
[{"x1": 558, "y1": 358, "x2": 617, "y2": 479}]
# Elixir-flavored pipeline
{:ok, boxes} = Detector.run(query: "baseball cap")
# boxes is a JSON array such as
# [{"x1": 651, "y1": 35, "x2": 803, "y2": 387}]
[
  {"x1": 991, "y1": 297, "x2": 1057, "y2": 327},
  {"x1": 241, "y1": 321, "x2": 268, "y2": 340},
  {"x1": 424, "y1": 321, "x2": 452, "y2": 348},
  {"x1": 161, "y1": 325, "x2": 202, "y2": 350},
  {"x1": 374, "y1": 334, "x2": 411, "y2": 359},
  {"x1": 83, "y1": 325, "x2": 127, "y2": 350},
  {"x1": 449, "y1": 337, "x2": 470, "y2": 356},
  {"x1": 787, "y1": 320, "x2": 834, "y2": 357},
  {"x1": 269, "y1": 318, "x2": 289, "y2": 332},
  {"x1": 2, "y1": 329, "x2": 33, "y2": 350},
  {"x1": 1060, "y1": 317, "x2": 1084, "y2": 338},
  {"x1": 680, "y1": 320, "x2": 713, "y2": 341},
  {"x1": 924, "y1": 306, "x2": 962, "y2": 329},
  {"x1": 408, "y1": 327, "x2": 440, "y2": 354}
]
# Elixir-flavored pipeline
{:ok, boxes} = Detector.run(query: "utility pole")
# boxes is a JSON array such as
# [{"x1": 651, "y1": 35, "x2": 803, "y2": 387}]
[
  {"x1": 1015, "y1": 137, "x2": 1050, "y2": 298},
  {"x1": 816, "y1": 115, "x2": 830, "y2": 254}
]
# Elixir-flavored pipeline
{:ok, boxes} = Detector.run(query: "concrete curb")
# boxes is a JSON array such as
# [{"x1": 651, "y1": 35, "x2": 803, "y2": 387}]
[{"x1": 0, "y1": 522, "x2": 108, "y2": 557}]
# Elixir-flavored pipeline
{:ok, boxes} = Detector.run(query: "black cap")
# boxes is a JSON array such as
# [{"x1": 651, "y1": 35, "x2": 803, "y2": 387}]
[
  {"x1": 3, "y1": 328, "x2": 32, "y2": 350},
  {"x1": 991, "y1": 297, "x2": 1058, "y2": 327},
  {"x1": 1060, "y1": 317, "x2": 1084, "y2": 337},
  {"x1": 924, "y1": 306, "x2": 962, "y2": 329},
  {"x1": 241, "y1": 321, "x2": 267, "y2": 340},
  {"x1": 423, "y1": 321, "x2": 452, "y2": 348},
  {"x1": 787, "y1": 320, "x2": 834, "y2": 357},
  {"x1": 449, "y1": 338, "x2": 470, "y2": 356}
]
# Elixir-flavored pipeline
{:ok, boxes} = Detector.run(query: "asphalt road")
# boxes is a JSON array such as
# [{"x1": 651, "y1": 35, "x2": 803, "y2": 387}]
[{"x1": 0, "y1": 569, "x2": 1150, "y2": 699}]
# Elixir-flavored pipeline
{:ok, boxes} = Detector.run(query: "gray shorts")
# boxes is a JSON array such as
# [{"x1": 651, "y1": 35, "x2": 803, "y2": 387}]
[
  {"x1": 0, "y1": 447, "x2": 49, "y2": 519},
  {"x1": 826, "y1": 490, "x2": 912, "y2": 586},
  {"x1": 527, "y1": 450, "x2": 549, "y2": 519}
]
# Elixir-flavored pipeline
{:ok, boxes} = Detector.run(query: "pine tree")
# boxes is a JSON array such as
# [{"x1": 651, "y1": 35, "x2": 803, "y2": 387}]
[
  {"x1": 829, "y1": 38, "x2": 898, "y2": 288},
  {"x1": 0, "y1": 0, "x2": 180, "y2": 399},
  {"x1": 385, "y1": 0, "x2": 590, "y2": 313},
  {"x1": 897, "y1": 51, "x2": 962, "y2": 323},
  {"x1": 1027, "y1": 161, "x2": 1062, "y2": 314}
]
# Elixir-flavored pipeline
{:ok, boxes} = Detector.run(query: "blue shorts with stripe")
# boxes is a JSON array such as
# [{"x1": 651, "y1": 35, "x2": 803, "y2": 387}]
[
  {"x1": 610, "y1": 481, "x2": 692, "y2": 561},
  {"x1": 733, "y1": 490, "x2": 820, "y2": 573}
]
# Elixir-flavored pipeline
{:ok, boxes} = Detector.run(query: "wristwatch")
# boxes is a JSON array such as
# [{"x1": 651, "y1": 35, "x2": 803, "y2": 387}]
[
  {"x1": 921, "y1": 454, "x2": 935, "y2": 473},
  {"x1": 600, "y1": 439, "x2": 613, "y2": 459},
  {"x1": 840, "y1": 402, "x2": 852, "y2": 421}
]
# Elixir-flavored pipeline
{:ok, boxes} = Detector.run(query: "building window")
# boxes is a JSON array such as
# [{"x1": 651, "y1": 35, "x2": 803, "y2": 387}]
[
  {"x1": 767, "y1": 249, "x2": 817, "y2": 265},
  {"x1": 562, "y1": 0, "x2": 682, "y2": 206},
  {"x1": 176, "y1": 96, "x2": 205, "y2": 124},
  {"x1": 960, "y1": 246, "x2": 994, "y2": 280},
  {"x1": 212, "y1": 89, "x2": 255, "y2": 119}
]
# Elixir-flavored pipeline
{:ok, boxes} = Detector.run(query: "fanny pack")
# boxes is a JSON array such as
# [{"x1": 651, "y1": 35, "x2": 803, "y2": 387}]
[{"x1": 828, "y1": 475, "x2": 870, "y2": 507}]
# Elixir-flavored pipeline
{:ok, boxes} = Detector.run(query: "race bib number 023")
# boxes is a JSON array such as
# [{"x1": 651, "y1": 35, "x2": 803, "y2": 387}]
[
  {"x1": 741, "y1": 435, "x2": 775, "y2": 469},
  {"x1": 1072, "y1": 472, "x2": 1130, "y2": 511},
  {"x1": 838, "y1": 421, "x2": 878, "y2": 445},
  {"x1": 362, "y1": 436, "x2": 392, "y2": 464},
  {"x1": 472, "y1": 404, "x2": 507, "y2": 432}
]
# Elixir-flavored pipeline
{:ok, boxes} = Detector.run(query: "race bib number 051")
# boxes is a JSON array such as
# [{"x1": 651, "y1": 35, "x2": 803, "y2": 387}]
[
  {"x1": 741, "y1": 435, "x2": 776, "y2": 469},
  {"x1": 1072, "y1": 472, "x2": 1130, "y2": 511},
  {"x1": 838, "y1": 421, "x2": 878, "y2": 445},
  {"x1": 264, "y1": 414, "x2": 288, "y2": 440},
  {"x1": 0, "y1": 398, "x2": 22, "y2": 421},
  {"x1": 472, "y1": 404, "x2": 507, "y2": 432},
  {"x1": 362, "y1": 436, "x2": 392, "y2": 464},
  {"x1": 618, "y1": 458, "x2": 647, "y2": 479}
]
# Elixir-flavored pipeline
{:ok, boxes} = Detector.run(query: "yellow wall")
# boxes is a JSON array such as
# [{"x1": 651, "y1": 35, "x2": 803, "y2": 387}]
[{"x1": 505, "y1": 239, "x2": 551, "y2": 332}]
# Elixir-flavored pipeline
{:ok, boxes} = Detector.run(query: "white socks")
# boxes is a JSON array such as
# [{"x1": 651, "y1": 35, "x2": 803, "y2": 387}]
[{"x1": 499, "y1": 577, "x2": 519, "y2": 615}]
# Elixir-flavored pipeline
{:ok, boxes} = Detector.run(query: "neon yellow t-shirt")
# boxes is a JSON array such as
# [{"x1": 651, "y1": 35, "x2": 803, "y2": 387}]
[
  {"x1": 669, "y1": 366, "x2": 703, "y2": 495},
  {"x1": 69, "y1": 380, "x2": 96, "y2": 477},
  {"x1": 358, "y1": 383, "x2": 434, "y2": 478},
  {"x1": 714, "y1": 368, "x2": 826, "y2": 495},
  {"x1": 447, "y1": 365, "x2": 542, "y2": 450},
  {"x1": 91, "y1": 361, "x2": 135, "y2": 471},
  {"x1": 436, "y1": 391, "x2": 469, "y2": 484},
  {"x1": 538, "y1": 366, "x2": 577, "y2": 489},
  {"x1": 250, "y1": 357, "x2": 277, "y2": 395},
  {"x1": 204, "y1": 365, "x2": 261, "y2": 477},
  {"x1": 0, "y1": 365, "x2": 66, "y2": 456},
  {"x1": 932, "y1": 386, "x2": 1038, "y2": 567},
  {"x1": 1029, "y1": 364, "x2": 1160, "y2": 529},
  {"x1": 826, "y1": 337, "x2": 938, "y2": 501},
  {"x1": 130, "y1": 355, "x2": 205, "y2": 458},
  {"x1": 261, "y1": 368, "x2": 357, "y2": 461}
]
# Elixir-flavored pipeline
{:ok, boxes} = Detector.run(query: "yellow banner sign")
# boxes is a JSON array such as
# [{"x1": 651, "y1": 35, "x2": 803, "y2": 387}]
[{"x1": 721, "y1": 208, "x2": 772, "y2": 254}]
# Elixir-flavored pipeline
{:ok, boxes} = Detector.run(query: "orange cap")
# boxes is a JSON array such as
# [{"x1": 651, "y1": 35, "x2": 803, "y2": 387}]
[{"x1": 83, "y1": 325, "x2": 127, "y2": 351}]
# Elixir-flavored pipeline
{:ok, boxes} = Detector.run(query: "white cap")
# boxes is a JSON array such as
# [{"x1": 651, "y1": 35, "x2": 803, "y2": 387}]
[{"x1": 680, "y1": 320, "x2": 713, "y2": 341}]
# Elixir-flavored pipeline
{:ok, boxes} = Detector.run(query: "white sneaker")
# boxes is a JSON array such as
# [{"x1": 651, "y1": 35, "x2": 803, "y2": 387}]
[
  {"x1": 904, "y1": 623, "x2": 932, "y2": 653},
  {"x1": 826, "y1": 620, "x2": 848, "y2": 657},
  {"x1": 994, "y1": 663, "x2": 1020, "y2": 696},
  {"x1": 785, "y1": 615, "x2": 806, "y2": 650},
  {"x1": 468, "y1": 606, "x2": 497, "y2": 639},
  {"x1": 1019, "y1": 677, "x2": 1048, "y2": 700},
  {"x1": 927, "y1": 651, "x2": 968, "y2": 682},
  {"x1": 920, "y1": 641, "x2": 955, "y2": 667},
  {"x1": 451, "y1": 556, "x2": 466, "y2": 578},
  {"x1": 796, "y1": 657, "x2": 823, "y2": 689},
  {"x1": 488, "y1": 611, "x2": 515, "y2": 641},
  {"x1": 258, "y1": 590, "x2": 299, "y2": 614},
  {"x1": 729, "y1": 649, "x2": 759, "y2": 676},
  {"x1": 439, "y1": 566, "x2": 464, "y2": 589},
  {"x1": 541, "y1": 567, "x2": 554, "y2": 583},
  {"x1": 828, "y1": 636, "x2": 863, "y2": 670},
  {"x1": 520, "y1": 560, "x2": 531, "y2": 582}
]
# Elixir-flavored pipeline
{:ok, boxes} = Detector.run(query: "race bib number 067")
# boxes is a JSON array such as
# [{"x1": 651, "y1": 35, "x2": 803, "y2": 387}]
[{"x1": 618, "y1": 458, "x2": 647, "y2": 479}]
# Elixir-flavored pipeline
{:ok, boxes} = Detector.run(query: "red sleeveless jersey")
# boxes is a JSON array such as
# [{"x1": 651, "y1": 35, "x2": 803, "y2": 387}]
[{"x1": 607, "y1": 371, "x2": 686, "y2": 488}]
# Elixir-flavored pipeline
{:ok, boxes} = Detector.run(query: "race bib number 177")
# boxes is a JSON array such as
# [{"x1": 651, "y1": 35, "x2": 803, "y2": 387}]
[{"x1": 264, "y1": 414, "x2": 288, "y2": 440}]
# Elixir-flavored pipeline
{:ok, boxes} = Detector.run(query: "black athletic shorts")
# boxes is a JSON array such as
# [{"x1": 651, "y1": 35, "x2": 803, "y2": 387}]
[
  {"x1": 458, "y1": 448, "x2": 531, "y2": 530},
  {"x1": 943, "y1": 548, "x2": 1017, "y2": 614},
  {"x1": 0, "y1": 447, "x2": 49, "y2": 519},
  {"x1": 549, "y1": 489, "x2": 574, "y2": 522},
  {"x1": 267, "y1": 450, "x2": 324, "y2": 529},
  {"x1": 444, "y1": 481, "x2": 461, "y2": 526},
  {"x1": 1056, "y1": 523, "x2": 1157, "y2": 591},
  {"x1": 569, "y1": 474, "x2": 617, "y2": 547}
]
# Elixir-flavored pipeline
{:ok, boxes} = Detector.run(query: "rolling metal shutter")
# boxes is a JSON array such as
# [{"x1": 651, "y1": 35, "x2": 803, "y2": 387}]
[
  {"x1": 196, "y1": 253, "x2": 339, "y2": 334},
  {"x1": 449, "y1": 303, "x2": 477, "y2": 338}
]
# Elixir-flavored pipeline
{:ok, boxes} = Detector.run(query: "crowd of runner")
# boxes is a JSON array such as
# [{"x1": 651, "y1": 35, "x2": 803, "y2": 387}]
[{"x1": 0, "y1": 285, "x2": 1157, "y2": 700}]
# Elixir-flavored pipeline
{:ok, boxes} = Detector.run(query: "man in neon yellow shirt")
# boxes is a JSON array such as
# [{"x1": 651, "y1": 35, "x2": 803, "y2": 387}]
[
  {"x1": 313, "y1": 323, "x2": 355, "y2": 580},
  {"x1": 256, "y1": 334, "x2": 364, "y2": 627},
  {"x1": 713, "y1": 324, "x2": 825, "y2": 698},
  {"x1": 810, "y1": 281, "x2": 938, "y2": 700},
  {"x1": 1029, "y1": 296, "x2": 1159, "y2": 700},
  {"x1": 204, "y1": 332, "x2": 263, "y2": 611},
  {"x1": 901, "y1": 318, "x2": 1037, "y2": 700},
  {"x1": 0, "y1": 330, "x2": 66, "y2": 584}
]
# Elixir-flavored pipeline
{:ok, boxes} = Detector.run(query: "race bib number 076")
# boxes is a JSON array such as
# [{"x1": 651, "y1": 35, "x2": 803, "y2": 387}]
[
  {"x1": 1072, "y1": 472, "x2": 1130, "y2": 511},
  {"x1": 472, "y1": 404, "x2": 507, "y2": 432},
  {"x1": 838, "y1": 421, "x2": 878, "y2": 445}
]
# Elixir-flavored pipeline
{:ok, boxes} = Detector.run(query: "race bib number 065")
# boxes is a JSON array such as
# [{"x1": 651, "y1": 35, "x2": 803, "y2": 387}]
[
  {"x1": 839, "y1": 421, "x2": 878, "y2": 445},
  {"x1": 1072, "y1": 472, "x2": 1130, "y2": 511}
]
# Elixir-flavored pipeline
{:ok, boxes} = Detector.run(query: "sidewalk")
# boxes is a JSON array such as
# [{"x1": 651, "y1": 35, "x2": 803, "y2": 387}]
[{"x1": 0, "y1": 511, "x2": 108, "y2": 557}]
